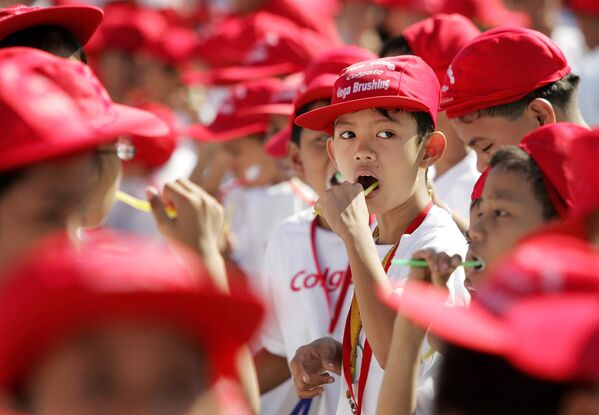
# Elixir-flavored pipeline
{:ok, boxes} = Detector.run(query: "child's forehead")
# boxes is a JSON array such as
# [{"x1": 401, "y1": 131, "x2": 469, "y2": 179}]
[{"x1": 333, "y1": 108, "x2": 411, "y2": 128}]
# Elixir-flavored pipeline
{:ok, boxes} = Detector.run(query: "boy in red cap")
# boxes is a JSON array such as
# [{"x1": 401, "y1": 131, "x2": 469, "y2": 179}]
[
  {"x1": 255, "y1": 46, "x2": 376, "y2": 415},
  {"x1": 441, "y1": 26, "x2": 588, "y2": 172},
  {"x1": 380, "y1": 13, "x2": 481, "y2": 227},
  {"x1": 0, "y1": 231, "x2": 263, "y2": 415},
  {"x1": 289, "y1": 56, "x2": 470, "y2": 415},
  {"x1": 383, "y1": 231, "x2": 599, "y2": 415},
  {"x1": 0, "y1": 3, "x2": 102, "y2": 62},
  {"x1": 377, "y1": 121, "x2": 594, "y2": 415}
]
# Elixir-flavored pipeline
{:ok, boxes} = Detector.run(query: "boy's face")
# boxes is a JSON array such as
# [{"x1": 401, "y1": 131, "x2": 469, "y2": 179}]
[
  {"x1": 0, "y1": 154, "x2": 97, "y2": 269},
  {"x1": 328, "y1": 108, "x2": 428, "y2": 215},
  {"x1": 467, "y1": 167, "x2": 546, "y2": 272},
  {"x1": 222, "y1": 135, "x2": 279, "y2": 186},
  {"x1": 288, "y1": 100, "x2": 333, "y2": 196},
  {"x1": 25, "y1": 324, "x2": 209, "y2": 415},
  {"x1": 450, "y1": 115, "x2": 537, "y2": 172}
]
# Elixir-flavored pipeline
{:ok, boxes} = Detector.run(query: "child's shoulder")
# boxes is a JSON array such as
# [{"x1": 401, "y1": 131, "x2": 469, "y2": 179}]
[{"x1": 408, "y1": 205, "x2": 467, "y2": 254}]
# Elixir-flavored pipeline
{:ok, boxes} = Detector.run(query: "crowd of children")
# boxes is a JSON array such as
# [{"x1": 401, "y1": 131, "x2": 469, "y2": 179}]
[{"x1": 0, "y1": 0, "x2": 596, "y2": 414}]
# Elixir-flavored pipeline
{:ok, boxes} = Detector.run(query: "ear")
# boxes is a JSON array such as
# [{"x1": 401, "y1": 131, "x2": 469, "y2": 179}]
[
  {"x1": 527, "y1": 98, "x2": 556, "y2": 127},
  {"x1": 420, "y1": 131, "x2": 446, "y2": 169},
  {"x1": 286, "y1": 141, "x2": 305, "y2": 178},
  {"x1": 326, "y1": 137, "x2": 340, "y2": 171},
  {"x1": 558, "y1": 389, "x2": 599, "y2": 415}
]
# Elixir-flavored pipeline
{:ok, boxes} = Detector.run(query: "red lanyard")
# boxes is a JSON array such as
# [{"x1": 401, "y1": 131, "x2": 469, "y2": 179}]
[
  {"x1": 310, "y1": 217, "x2": 351, "y2": 334},
  {"x1": 341, "y1": 202, "x2": 433, "y2": 415},
  {"x1": 290, "y1": 178, "x2": 317, "y2": 207}
]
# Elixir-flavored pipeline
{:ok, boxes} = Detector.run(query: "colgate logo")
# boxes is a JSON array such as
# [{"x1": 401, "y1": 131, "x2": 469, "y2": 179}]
[{"x1": 290, "y1": 268, "x2": 348, "y2": 292}]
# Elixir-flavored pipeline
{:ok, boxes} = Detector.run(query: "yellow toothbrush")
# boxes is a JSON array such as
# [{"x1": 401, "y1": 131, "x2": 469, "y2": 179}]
[{"x1": 116, "y1": 191, "x2": 177, "y2": 218}]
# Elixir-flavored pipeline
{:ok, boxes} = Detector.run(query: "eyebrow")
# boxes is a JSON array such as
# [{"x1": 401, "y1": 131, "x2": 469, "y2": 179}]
[
  {"x1": 467, "y1": 137, "x2": 485, "y2": 147},
  {"x1": 485, "y1": 190, "x2": 520, "y2": 203}
]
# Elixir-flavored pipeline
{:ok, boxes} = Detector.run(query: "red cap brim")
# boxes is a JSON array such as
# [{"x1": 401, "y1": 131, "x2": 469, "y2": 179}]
[
  {"x1": 186, "y1": 122, "x2": 268, "y2": 142},
  {"x1": 238, "y1": 103, "x2": 294, "y2": 117},
  {"x1": 265, "y1": 126, "x2": 291, "y2": 157},
  {"x1": 0, "y1": 6, "x2": 104, "y2": 46},
  {"x1": 296, "y1": 96, "x2": 434, "y2": 134}
]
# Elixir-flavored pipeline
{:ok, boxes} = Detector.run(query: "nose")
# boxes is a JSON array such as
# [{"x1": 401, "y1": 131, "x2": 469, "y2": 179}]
[
  {"x1": 468, "y1": 213, "x2": 486, "y2": 243},
  {"x1": 475, "y1": 150, "x2": 489, "y2": 173},
  {"x1": 353, "y1": 138, "x2": 377, "y2": 162}
]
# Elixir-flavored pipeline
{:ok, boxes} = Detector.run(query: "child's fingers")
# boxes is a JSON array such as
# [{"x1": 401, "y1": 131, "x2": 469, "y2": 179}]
[{"x1": 146, "y1": 187, "x2": 171, "y2": 226}]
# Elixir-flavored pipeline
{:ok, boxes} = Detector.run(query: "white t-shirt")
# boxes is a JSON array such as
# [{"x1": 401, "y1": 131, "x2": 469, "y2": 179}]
[
  {"x1": 430, "y1": 151, "x2": 480, "y2": 221},
  {"x1": 260, "y1": 209, "x2": 353, "y2": 415},
  {"x1": 335, "y1": 206, "x2": 470, "y2": 415},
  {"x1": 226, "y1": 179, "x2": 317, "y2": 295},
  {"x1": 579, "y1": 47, "x2": 599, "y2": 128}
]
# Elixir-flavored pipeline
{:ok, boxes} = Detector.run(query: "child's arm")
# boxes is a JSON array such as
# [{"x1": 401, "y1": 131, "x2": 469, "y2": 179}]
[
  {"x1": 254, "y1": 348, "x2": 292, "y2": 393},
  {"x1": 316, "y1": 181, "x2": 397, "y2": 367},
  {"x1": 148, "y1": 179, "x2": 260, "y2": 413},
  {"x1": 376, "y1": 250, "x2": 461, "y2": 415}
]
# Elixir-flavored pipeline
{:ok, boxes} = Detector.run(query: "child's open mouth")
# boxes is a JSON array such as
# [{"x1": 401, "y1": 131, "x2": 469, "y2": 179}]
[{"x1": 357, "y1": 175, "x2": 380, "y2": 199}]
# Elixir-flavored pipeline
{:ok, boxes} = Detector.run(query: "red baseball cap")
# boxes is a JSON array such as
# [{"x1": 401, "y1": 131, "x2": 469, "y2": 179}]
[
  {"x1": 441, "y1": 27, "x2": 570, "y2": 119},
  {"x1": 0, "y1": 47, "x2": 169, "y2": 172},
  {"x1": 386, "y1": 233, "x2": 599, "y2": 382},
  {"x1": 441, "y1": 0, "x2": 531, "y2": 28},
  {"x1": 519, "y1": 123, "x2": 590, "y2": 219},
  {"x1": 186, "y1": 78, "x2": 283, "y2": 142},
  {"x1": 202, "y1": 27, "x2": 335, "y2": 85},
  {"x1": 470, "y1": 167, "x2": 489, "y2": 200},
  {"x1": 85, "y1": 3, "x2": 168, "y2": 55},
  {"x1": 126, "y1": 102, "x2": 178, "y2": 170},
  {"x1": 373, "y1": 0, "x2": 445, "y2": 14},
  {"x1": 567, "y1": 128, "x2": 599, "y2": 218},
  {"x1": 238, "y1": 73, "x2": 303, "y2": 118},
  {"x1": 265, "y1": 46, "x2": 376, "y2": 157},
  {"x1": 402, "y1": 14, "x2": 480, "y2": 83},
  {"x1": 0, "y1": 4, "x2": 103, "y2": 46},
  {"x1": 569, "y1": 0, "x2": 599, "y2": 15},
  {"x1": 265, "y1": 127, "x2": 292, "y2": 158},
  {"x1": 0, "y1": 231, "x2": 264, "y2": 390},
  {"x1": 296, "y1": 55, "x2": 440, "y2": 133}
]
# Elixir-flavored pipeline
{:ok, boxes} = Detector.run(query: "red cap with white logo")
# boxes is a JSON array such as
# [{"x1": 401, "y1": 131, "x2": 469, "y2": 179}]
[
  {"x1": 296, "y1": 56, "x2": 440, "y2": 133},
  {"x1": 441, "y1": 27, "x2": 570, "y2": 119}
]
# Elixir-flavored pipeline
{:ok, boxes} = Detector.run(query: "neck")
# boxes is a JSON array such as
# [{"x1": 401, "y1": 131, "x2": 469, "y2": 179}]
[{"x1": 375, "y1": 186, "x2": 431, "y2": 245}]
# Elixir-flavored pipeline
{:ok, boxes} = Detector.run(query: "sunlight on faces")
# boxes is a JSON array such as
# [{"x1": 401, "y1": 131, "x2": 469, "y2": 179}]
[
  {"x1": 0, "y1": 154, "x2": 97, "y2": 269},
  {"x1": 24, "y1": 324, "x2": 209, "y2": 415},
  {"x1": 468, "y1": 167, "x2": 546, "y2": 271},
  {"x1": 450, "y1": 115, "x2": 538, "y2": 172},
  {"x1": 327, "y1": 108, "x2": 443, "y2": 215},
  {"x1": 287, "y1": 100, "x2": 332, "y2": 196}
]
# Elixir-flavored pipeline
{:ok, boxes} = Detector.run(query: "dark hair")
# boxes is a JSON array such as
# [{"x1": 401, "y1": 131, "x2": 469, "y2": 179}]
[
  {"x1": 291, "y1": 100, "x2": 332, "y2": 147},
  {"x1": 379, "y1": 35, "x2": 413, "y2": 58},
  {"x1": 489, "y1": 146, "x2": 558, "y2": 220},
  {"x1": 375, "y1": 108, "x2": 435, "y2": 142},
  {"x1": 0, "y1": 169, "x2": 25, "y2": 197},
  {"x1": 0, "y1": 25, "x2": 87, "y2": 63},
  {"x1": 458, "y1": 73, "x2": 580, "y2": 122},
  {"x1": 435, "y1": 343, "x2": 575, "y2": 415}
]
